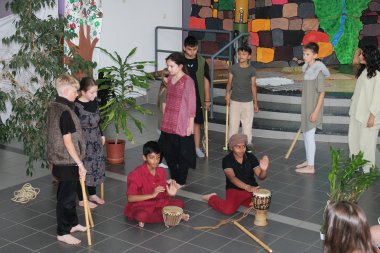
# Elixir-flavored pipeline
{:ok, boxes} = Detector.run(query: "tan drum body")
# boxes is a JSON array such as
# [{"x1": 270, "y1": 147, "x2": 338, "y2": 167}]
[
  {"x1": 162, "y1": 206, "x2": 183, "y2": 228},
  {"x1": 252, "y1": 189, "x2": 272, "y2": 227},
  {"x1": 252, "y1": 189, "x2": 272, "y2": 210}
]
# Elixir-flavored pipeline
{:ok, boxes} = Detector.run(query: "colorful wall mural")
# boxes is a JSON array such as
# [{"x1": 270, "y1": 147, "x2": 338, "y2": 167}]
[{"x1": 188, "y1": 0, "x2": 378, "y2": 66}]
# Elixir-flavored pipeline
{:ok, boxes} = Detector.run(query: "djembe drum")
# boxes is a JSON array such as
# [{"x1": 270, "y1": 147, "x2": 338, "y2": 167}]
[
  {"x1": 252, "y1": 189, "x2": 272, "y2": 226},
  {"x1": 162, "y1": 206, "x2": 183, "y2": 228}
]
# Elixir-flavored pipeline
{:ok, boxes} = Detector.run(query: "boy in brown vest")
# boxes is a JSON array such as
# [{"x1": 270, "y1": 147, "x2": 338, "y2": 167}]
[{"x1": 47, "y1": 74, "x2": 87, "y2": 245}]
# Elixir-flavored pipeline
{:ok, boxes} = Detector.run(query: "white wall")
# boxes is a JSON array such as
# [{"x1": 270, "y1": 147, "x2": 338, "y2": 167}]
[{"x1": 98, "y1": 0, "x2": 183, "y2": 72}]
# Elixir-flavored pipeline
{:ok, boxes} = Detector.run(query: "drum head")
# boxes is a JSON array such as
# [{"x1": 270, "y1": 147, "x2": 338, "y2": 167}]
[
  {"x1": 253, "y1": 189, "x2": 271, "y2": 197},
  {"x1": 162, "y1": 206, "x2": 183, "y2": 215}
]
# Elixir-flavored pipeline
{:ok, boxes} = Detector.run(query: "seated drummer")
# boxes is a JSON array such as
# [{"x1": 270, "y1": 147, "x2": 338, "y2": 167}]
[
  {"x1": 202, "y1": 133, "x2": 269, "y2": 215},
  {"x1": 124, "y1": 141, "x2": 189, "y2": 228}
]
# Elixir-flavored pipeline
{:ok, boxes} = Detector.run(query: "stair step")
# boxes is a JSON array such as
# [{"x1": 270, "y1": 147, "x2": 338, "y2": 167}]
[
  {"x1": 209, "y1": 112, "x2": 349, "y2": 136},
  {"x1": 212, "y1": 96, "x2": 350, "y2": 116}
]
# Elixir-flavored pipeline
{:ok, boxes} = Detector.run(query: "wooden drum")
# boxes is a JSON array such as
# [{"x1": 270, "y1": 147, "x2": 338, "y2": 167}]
[
  {"x1": 162, "y1": 206, "x2": 183, "y2": 228},
  {"x1": 252, "y1": 189, "x2": 272, "y2": 226}
]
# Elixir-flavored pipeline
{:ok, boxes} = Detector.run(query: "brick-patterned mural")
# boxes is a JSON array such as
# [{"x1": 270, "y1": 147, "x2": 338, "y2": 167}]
[{"x1": 188, "y1": 0, "x2": 377, "y2": 66}]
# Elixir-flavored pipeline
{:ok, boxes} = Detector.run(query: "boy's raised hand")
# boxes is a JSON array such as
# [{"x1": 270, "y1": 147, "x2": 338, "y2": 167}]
[
  {"x1": 259, "y1": 155, "x2": 269, "y2": 171},
  {"x1": 166, "y1": 181, "x2": 178, "y2": 196},
  {"x1": 152, "y1": 186, "x2": 165, "y2": 198}
]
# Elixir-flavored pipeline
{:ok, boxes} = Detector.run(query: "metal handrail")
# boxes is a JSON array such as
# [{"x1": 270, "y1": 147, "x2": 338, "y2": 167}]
[
  {"x1": 209, "y1": 32, "x2": 250, "y2": 118},
  {"x1": 155, "y1": 26, "x2": 233, "y2": 74},
  {"x1": 154, "y1": 26, "x2": 251, "y2": 118}
]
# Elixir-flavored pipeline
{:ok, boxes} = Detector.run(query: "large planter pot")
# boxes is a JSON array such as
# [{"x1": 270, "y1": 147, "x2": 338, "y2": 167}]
[{"x1": 105, "y1": 139, "x2": 126, "y2": 164}]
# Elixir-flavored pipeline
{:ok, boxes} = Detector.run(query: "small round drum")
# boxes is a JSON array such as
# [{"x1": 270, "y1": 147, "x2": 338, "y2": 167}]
[
  {"x1": 162, "y1": 206, "x2": 183, "y2": 228},
  {"x1": 252, "y1": 189, "x2": 272, "y2": 226}
]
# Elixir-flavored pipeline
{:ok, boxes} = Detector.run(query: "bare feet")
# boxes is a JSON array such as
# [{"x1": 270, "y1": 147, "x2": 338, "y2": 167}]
[
  {"x1": 57, "y1": 234, "x2": 81, "y2": 245},
  {"x1": 138, "y1": 222, "x2": 144, "y2": 228},
  {"x1": 70, "y1": 224, "x2": 86, "y2": 233},
  {"x1": 295, "y1": 165, "x2": 315, "y2": 174},
  {"x1": 181, "y1": 213, "x2": 190, "y2": 222},
  {"x1": 89, "y1": 195, "x2": 105, "y2": 205},
  {"x1": 201, "y1": 193, "x2": 217, "y2": 202},
  {"x1": 79, "y1": 200, "x2": 97, "y2": 209},
  {"x1": 296, "y1": 161, "x2": 308, "y2": 169}
]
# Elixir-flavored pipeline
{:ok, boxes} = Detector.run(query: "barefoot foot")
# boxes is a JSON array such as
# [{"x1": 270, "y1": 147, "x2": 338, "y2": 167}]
[
  {"x1": 201, "y1": 193, "x2": 217, "y2": 202},
  {"x1": 296, "y1": 161, "x2": 308, "y2": 169},
  {"x1": 57, "y1": 234, "x2": 81, "y2": 245},
  {"x1": 138, "y1": 222, "x2": 144, "y2": 228},
  {"x1": 89, "y1": 195, "x2": 105, "y2": 205},
  {"x1": 79, "y1": 200, "x2": 97, "y2": 209},
  {"x1": 70, "y1": 224, "x2": 86, "y2": 233},
  {"x1": 181, "y1": 213, "x2": 190, "y2": 222},
  {"x1": 295, "y1": 165, "x2": 315, "y2": 174}
]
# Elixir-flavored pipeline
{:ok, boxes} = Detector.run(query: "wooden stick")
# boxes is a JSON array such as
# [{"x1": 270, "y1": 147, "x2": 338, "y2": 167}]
[
  {"x1": 223, "y1": 104, "x2": 229, "y2": 150},
  {"x1": 79, "y1": 179, "x2": 92, "y2": 246},
  {"x1": 205, "y1": 109, "x2": 209, "y2": 157},
  {"x1": 100, "y1": 182, "x2": 104, "y2": 201},
  {"x1": 87, "y1": 200, "x2": 94, "y2": 228},
  {"x1": 233, "y1": 221, "x2": 272, "y2": 253},
  {"x1": 285, "y1": 129, "x2": 301, "y2": 159}
]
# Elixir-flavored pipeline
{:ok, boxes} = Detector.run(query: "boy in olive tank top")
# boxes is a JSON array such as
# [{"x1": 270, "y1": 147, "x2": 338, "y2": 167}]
[{"x1": 225, "y1": 46, "x2": 258, "y2": 152}]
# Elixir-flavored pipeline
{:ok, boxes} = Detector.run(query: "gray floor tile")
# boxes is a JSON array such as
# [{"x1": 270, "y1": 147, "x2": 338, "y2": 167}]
[
  {"x1": 0, "y1": 243, "x2": 33, "y2": 253},
  {"x1": 115, "y1": 227, "x2": 158, "y2": 245},
  {"x1": 217, "y1": 240, "x2": 261, "y2": 253},
  {"x1": 279, "y1": 206, "x2": 316, "y2": 221},
  {"x1": 140, "y1": 234, "x2": 184, "y2": 253},
  {"x1": 91, "y1": 237, "x2": 134, "y2": 252},
  {"x1": 268, "y1": 237, "x2": 310, "y2": 253},
  {"x1": 188, "y1": 232, "x2": 230, "y2": 251},
  {"x1": 124, "y1": 245, "x2": 159, "y2": 253},
  {"x1": 94, "y1": 219, "x2": 131, "y2": 235},
  {"x1": 22, "y1": 214, "x2": 56, "y2": 231},
  {"x1": 162, "y1": 224, "x2": 204, "y2": 242},
  {"x1": 0, "y1": 223, "x2": 37, "y2": 242},
  {"x1": 15, "y1": 231, "x2": 56, "y2": 251},
  {"x1": 168, "y1": 242, "x2": 212, "y2": 253},
  {"x1": 305, "y1": 246, "x2": 323, "y2": 253},
  {"x1": 39, "y1": 242, "x2": 86, "y2": 253},
  {"x1": 284, "y1": 227, "x2": 320, "y2": 245}
]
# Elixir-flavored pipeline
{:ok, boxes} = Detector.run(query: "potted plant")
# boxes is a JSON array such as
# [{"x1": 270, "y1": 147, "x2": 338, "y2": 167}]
[
  {"x1": 97, "y1": 47, "x2": 154, "y2": 164},
  {"x1": 320, "y1": 147, "x2": 380, "y2": 239},
  {"x1": 0, "y1": 0, "x2": 94, "y2": 176}
]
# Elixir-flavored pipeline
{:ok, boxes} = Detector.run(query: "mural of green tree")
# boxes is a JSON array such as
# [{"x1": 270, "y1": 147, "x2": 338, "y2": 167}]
[{"x1": 313, "y1": 0, "x2": 371, "y2": 64}]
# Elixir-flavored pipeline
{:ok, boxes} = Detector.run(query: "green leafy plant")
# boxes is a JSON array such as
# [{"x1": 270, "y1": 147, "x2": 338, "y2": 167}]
[
  {"x1": 321, "y1": 147, "x2": 380, "y2": 235},
  {"x1": 0, "y1": 0, "x2": 95, "y2": 176},
  {"x1": 328, "y1": 148, "x2": 380, "y2": 202},
  {"x1": 97, "y1": 47, "x2": 154, "y2": 143}
]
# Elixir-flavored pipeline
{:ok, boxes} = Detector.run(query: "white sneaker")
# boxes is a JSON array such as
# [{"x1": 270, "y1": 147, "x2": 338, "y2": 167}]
[
  {"x1": 196, "y1": 148, "x2": 205, "y2": 158},
  {"x1": 159, "y1": 163, "x2": 168, "y2": 168}
]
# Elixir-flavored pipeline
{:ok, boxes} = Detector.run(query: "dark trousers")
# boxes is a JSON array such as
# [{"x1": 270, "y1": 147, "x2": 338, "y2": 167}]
[
  {"x1": 159, "y1": 132, "x2": 196, "y2": 185},
  {"x1": 77, "y1": 183, "x2": 96, "y2": 201},
  {"x1": 56, "y1": 180, "x2": 79, "y2": 235}
]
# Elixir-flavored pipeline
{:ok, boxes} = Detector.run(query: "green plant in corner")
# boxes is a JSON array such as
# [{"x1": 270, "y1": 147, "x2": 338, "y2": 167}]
[
  {"x1": 320, "y1": 147, "x2": 380, "y2": 235},
  {"x1": 97, "y1": 47, "x2": 154, "y2": 144},
  {"x1": 0, "y1": 0, "x2": 95, "y2": 176}
]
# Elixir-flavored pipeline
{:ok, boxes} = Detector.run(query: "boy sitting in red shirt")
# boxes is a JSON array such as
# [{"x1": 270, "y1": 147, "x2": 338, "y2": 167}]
[{"x1": 124, "y1": 141, "x2": 190, "y2": 227}]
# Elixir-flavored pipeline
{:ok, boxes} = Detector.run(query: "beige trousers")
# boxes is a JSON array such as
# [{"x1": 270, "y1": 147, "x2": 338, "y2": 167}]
[
  {"x1": 348, "y1": 117, "x2": 380, "y2": 167},
  {"x1": 228, "y1": 100, "x2": 254, "y2": 144}
]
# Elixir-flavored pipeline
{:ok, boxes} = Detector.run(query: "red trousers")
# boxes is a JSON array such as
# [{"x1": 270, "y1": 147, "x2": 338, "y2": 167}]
[
  {"x1": 127, "y1": 198, "x2": 184, "y2": 223},
  {"x1": 208, "y1": 188, "x2": 252, "y2": 215}
]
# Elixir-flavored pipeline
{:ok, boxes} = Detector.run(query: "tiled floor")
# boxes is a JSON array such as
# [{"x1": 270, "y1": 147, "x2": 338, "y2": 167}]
[{"x1": 0, "y1": 104, "x2": 380, "y2": 253}]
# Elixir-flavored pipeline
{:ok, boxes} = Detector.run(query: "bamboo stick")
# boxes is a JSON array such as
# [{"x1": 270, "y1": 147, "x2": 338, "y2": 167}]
[
  {"x1": 233, "y1": 221, "x2": 272, "y2": 253},
  {"x1": 285, "y1": 129, "x2": 301, "y2": 159}
]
